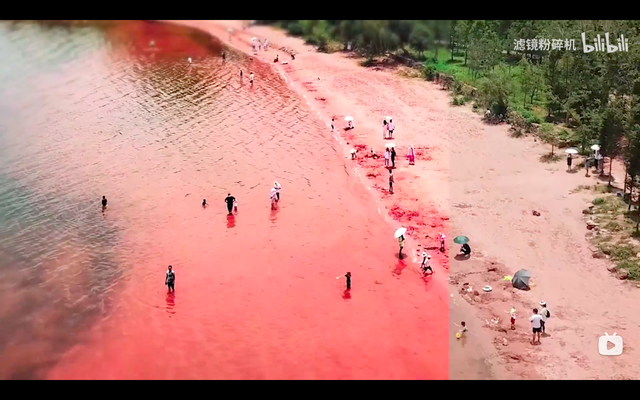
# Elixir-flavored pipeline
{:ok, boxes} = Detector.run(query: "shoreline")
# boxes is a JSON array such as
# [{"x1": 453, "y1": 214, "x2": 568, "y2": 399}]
[
  {"x1": 163, "y1": 19, "x2": 493, "y2": 380},
  {"x1": 165, "y1": 20, "x2": 640, "y2": 380}
]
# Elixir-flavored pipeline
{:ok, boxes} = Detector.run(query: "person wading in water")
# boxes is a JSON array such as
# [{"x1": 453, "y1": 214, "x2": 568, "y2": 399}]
[
  {"x1": 165, "y1": 265, "x2": 175, "y2": 292},
  {"x1": 225, "y1": 193, "x2": 236, "y2": 215}
]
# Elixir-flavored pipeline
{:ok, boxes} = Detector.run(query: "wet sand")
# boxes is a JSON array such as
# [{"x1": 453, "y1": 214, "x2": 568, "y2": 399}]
[{"x1": 175, "y1": 20, "x2": 640, "y2": 380}]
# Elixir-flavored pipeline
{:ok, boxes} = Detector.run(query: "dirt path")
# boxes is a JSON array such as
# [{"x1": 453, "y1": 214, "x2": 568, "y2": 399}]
[{"x1": 167, "y1": 20, "x2": 640, "y2": 380}]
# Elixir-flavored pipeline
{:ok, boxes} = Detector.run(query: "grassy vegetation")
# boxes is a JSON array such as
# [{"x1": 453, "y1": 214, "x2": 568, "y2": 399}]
[{"x1": 584, "y1": 189, "x2": 640, "y2": 280}]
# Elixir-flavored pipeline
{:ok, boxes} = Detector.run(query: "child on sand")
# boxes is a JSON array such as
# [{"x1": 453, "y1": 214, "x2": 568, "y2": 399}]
[
  {"x1": 270, "y1": 187, "x2": 278, "y2": 209},
  {"x1": 389, "y1": 169, "x2": 394, "y2": 194},
  {"x1": 439, "y1": 233, "x2": 446, "y2": 252},
  {"x1": 384, "y1": 148, "x2": 390, "y2": 167},
  {"x1": 455, "y1": 321, "x2": 467, "y2": 338},
  {"x1": 345, "y1": 272, "x2": 351, "y2": 290},
  {"x1": 388, "y1": 119, "x2": 395, "y2": 138},
  {"x1": 202, "y1": 199, "x2": 207, "y2": 207},
  {"x1": 510, "y1": 307, "x2": 516, "y2": 330}
]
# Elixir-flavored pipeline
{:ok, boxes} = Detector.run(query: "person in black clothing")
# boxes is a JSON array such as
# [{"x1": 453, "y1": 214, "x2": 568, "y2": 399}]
[
  {"x1": 567, "y1": 154, "x2": 573, "y2": 170},
  {"x1": 165, "y1": 265, "x2": 175, "y2": 292},
  {"x1": 224, "y1": 193, "x2": 236, "y2": 215},
  {"x1": 345, "y1": 272, "x2": 351, "y2": 290},
  {"x1": 460, "y1": 243, "x2": 471, "y2": 256},
  {"x1": 101, "y1": 196, "x2": 107, "y2": 212},
  {"x1": 202, "y1": 199, "x2": 207, "y2": 207},
  {"x1": 222, "y1": 52, "x2": 226, "y2": 61},
  {"x1": 390, "y1": 147, "x2": 396, "y2": 168}
]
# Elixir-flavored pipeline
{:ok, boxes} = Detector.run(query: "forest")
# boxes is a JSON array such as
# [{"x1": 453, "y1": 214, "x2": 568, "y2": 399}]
[{"x1": 258, "y1": 20, "x2": 640, "y2": 214}]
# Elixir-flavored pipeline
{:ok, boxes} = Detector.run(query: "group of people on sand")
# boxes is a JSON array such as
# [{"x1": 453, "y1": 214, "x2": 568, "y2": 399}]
[{"x1": 507, "y1": 301, "x2": 551, "y2": 345}]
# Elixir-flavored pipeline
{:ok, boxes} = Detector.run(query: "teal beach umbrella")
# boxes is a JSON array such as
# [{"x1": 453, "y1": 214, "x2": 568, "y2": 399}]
[{"x1": 453, "y1": 235, "x2": 469, "y2": 245}]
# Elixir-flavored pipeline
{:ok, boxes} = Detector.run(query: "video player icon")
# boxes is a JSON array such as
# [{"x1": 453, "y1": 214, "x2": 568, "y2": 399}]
[{"x1": 598, "y1": 332, "x2": 623, "y2": 356}]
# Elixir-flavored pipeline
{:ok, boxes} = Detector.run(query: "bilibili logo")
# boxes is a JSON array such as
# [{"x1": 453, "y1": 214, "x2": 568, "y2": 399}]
[{"x1": 581, "y1": 32, "x2": 629, "y2": 53}]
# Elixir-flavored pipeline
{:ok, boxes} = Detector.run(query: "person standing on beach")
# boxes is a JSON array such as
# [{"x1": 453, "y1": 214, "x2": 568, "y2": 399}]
[
  {"x1": 596, "y1": 152, "x2": 603, "y2": 173},
  {"x1": 222, "y1": 52, "x2": 226, "y2": 61},
  {"x1": 202, "y1": 199, "x2": 207, "y2": 208},
  {"x1": 439, "y1": 232, "x2": 446, "y2": 252},
  {"x1": 240, "y1": 69, "x2": 243, "y2": 78},
  {"x1": 388, "y1": 169, "x2": 394, "y2": 194},
  {"x1": 421, "y1": 252, "x2": 433, "y2": 275},
  {"x1": 101, "y1": 196, "x2": 108, "y2": 213},
  {"x1": 270, "y1": 187, "x2": 278, "y2": 209},
  {"x1": 539, "y1": 301, "x2": 550, "y2": 335},
  {"x1": 345, "y1": 272, "x2": 351, "y2": 290},
  {"x1": 398, "y1": 234, "x2": 405, "y2": 258},
  {"x1": 530, "y1": 308, "x2": 543, "y2": 344},
  {"x1": 165, "y1": 265, "x2": 175, "y2": 292},
  {"x1": 384, "y1": 148, "x2": 390, "y2": 168},
  {"x1": 390, "y1": 147, "x2": 396, "y2": 168},
  {"x1": 388, "y1": 119, "x2": 395, "y2": 139},
  {"x1": 567, "y1": 153, "x2": 572, "y2": 170},
  {"x1": 224, "y1": 193, "x2": 236, "y2": 215},
  {"x1": 585, "y1": 156, "x2": 591, "y2": 177},
  {"x1": 331, "y1": 118, "x2": 335, "y2": 132},
  {"x1": 383, "y1": 120, "x2": 388, "y2": 139},
  {"x1": 250, "y1": 72, "x2": 254, "y2": 86}
]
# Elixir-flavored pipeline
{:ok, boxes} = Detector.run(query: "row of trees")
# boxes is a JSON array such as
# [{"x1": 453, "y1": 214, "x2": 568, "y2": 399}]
[
  {"x1": 262, "y1": 20, "x2": 640, "y2": 213},
  {"x1": 257, "y1": 20, "x2": 449, "y2": 58}
]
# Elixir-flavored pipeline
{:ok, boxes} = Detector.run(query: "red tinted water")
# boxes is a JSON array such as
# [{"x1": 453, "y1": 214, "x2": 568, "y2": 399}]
[{"x1": 0, "y1": 21, "x2": 447, "y2": 379}]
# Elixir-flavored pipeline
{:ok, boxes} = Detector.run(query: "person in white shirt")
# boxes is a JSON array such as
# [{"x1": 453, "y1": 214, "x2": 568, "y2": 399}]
[
  {"x1": 388, "y1": 119, "x2": 395, "y2": 138},
  {"x1": 439, "y1": 233, "x2": 446, "y2": 252},
  {"x1": 539, "y1": 301, "x2": 550, "y2": 334},
  {"x1": 273, "y1": 181, "x2": 282, "y2": 201},
  {"x1": 530, "y1": 308, "x2": 543, "y2": 344},
  {"x1": 270, "y1": 187, "x2": 278, "y2": 209},
  {"x1": 421, "y1": 252, "x2": 433, "y2": 275}
]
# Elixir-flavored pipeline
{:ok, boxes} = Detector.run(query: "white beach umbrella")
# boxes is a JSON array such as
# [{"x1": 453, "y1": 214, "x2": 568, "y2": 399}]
[
  {"x1": 565, "y1": 148, "x2": 578, "y2": 154},
  {"x1": 251, "y1": 37, "x2": 257, "y2": 41},
  {"x1": 394, "y1": 227, "x2": 407, "y2": 239},
  {"x1": 385, "y1": 143, "x2": 395, "y2": 148},
  {"x1": 384, "y1": 116, "x2": 392, "y2": 121},
  {"x1": 344, "y1": 116, "x2": 353, "y2": 122},
  {"x1": 591, "y1": 144, "x2": 601, "y2": 151}
]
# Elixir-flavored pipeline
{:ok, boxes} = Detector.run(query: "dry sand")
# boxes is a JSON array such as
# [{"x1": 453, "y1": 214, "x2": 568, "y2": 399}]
[{"x1": 168, "y1": 20, "x2": 640, "y2": 380}]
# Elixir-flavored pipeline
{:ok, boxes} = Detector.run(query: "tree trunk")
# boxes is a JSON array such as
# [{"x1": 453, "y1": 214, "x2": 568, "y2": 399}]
[
  {"x1": 636, "y1": 199, "x2": 640, "y2": 231},
  {"x1": 630, "y1": 175, "x2": 635, "y2": 212},
  {"x1": 464, "y1": 48, "x2": 468, "y2": 66},
  {"x1": 623, "y1": 167, "x2": 628, "y2": 197},
  {"x1": 608, "y1": 157, "x2": 614, "y2": 186}
]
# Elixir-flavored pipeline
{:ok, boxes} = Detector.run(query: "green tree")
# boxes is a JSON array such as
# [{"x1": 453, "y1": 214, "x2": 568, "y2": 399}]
[
  {"x1": 478, "y1": 66, "x2": 514, "y2": 117},
  {"x1": 538, "y1": 122, "x2": 560, "y2": 155}
]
